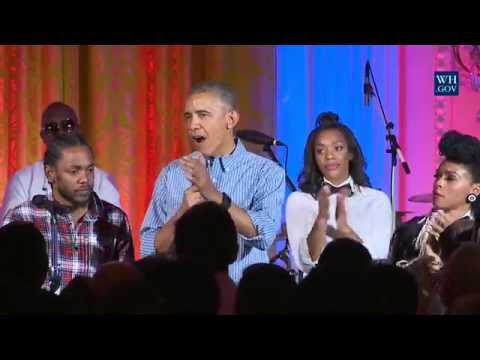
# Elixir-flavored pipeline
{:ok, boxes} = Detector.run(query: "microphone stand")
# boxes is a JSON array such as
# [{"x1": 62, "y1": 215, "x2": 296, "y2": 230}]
[
  {"x1": 366, "y1": 62, "x2": 410, "y2": 233},
  {"x1": 263, "y1": 144, "x2": 303, "y2": 282}
]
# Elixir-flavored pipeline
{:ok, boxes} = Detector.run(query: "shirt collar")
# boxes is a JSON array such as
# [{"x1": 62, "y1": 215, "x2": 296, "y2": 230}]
[
  {"x1": 323, "y1": 176, "x2": 358, "y2": 194},
  {"x1": 45, "y1": 191, "x2": 101, "y2": 220},
  {"x1": 188, "y1": 138, "x2": 247, "y2": 173},
  {"x1": 417, "y1": 209, "x2": 475, "y2": 224},
  {"x1": 464, "y1": 209, "x2": 474, "y2": 219}
]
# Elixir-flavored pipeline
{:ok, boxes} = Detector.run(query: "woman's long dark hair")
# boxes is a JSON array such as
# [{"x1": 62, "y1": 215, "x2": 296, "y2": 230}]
[
  {"x1": 439, "y1": 130, "x2": 480, "y2": 219},
  {"x1": 298, "y1": 112, "x2": 371, "y2": 195}
]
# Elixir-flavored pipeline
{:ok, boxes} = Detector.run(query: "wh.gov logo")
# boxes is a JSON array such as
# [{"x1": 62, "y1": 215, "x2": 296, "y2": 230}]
[{"x1": 435, "y1": 71, "x2": 459, "y2": 96}]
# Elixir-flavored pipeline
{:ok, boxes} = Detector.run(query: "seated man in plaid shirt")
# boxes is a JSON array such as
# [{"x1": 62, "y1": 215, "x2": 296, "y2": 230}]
[{"x1": 2, "y1": 133, "x2": 134, "y2": 294}]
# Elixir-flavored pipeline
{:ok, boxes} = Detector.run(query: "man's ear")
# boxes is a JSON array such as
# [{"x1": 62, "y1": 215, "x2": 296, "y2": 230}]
[
  {"x1": 45, "y1": 165, "x2": 56, "y2": 184},
  {"x1": 226, "y1": 110, "x2": 240, "y2": 130}
]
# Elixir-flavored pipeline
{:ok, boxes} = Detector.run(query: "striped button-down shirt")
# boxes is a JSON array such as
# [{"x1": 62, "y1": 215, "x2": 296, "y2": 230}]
[
  {"x1": 2, "y1": 192, "x2": 134, "y2": 292},
  {"x1": 140, "y1": 139, "x2": 286, "y2": 283}
]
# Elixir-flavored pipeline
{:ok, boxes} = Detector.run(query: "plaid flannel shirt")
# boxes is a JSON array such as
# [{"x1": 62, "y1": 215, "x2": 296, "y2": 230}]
[{"x1": 2, "y1": 192, "x2": 134, "y2": 292}]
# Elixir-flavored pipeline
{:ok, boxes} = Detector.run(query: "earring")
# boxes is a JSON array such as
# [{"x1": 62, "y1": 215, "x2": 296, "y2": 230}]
[{"x1": 467, "y1": 193, "x2": 478, "y2": 203}]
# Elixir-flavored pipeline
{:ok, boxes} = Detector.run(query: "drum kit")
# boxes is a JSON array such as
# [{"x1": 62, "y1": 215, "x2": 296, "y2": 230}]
[{"x1": 396, "y1": 192, "x2": 432, "y2": 220}]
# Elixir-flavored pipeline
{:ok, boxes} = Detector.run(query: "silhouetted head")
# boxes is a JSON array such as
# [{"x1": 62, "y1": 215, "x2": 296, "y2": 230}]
[
  {"x1": 236, "y1": 263, "x2": 296, "y2": 314},
  {"x1": 134, "y1": 256, "x2": 220, "y2": 314},
  {"x1": 0, "y1": 222, "x2": 48, "y2": 291},
  {"x1": 316, "y1": 237, "x2": 373, "y2": 273},
  {"x1": 175, "y1": 201, "x2": 238, "y2": 272},
  {"x1": 439, "y1": 217, "x2": 479, "y2": 262},
  {"x1": 294, "y1": 238, "x2": 372, "y2": 314},
  {"x1": 360, "y1": 263, "x2": 418, "y2": 314}
]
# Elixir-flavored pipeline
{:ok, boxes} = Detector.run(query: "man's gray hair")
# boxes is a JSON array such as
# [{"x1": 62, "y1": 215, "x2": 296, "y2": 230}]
[{"x1": 188, "y1": 80, "x2": 237, "y2": 110}]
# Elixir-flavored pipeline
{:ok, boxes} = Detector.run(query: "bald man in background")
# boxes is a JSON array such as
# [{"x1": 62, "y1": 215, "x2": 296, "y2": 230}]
[{"x1": 0, "y1": 102, "x2": 120, "y2": 222}]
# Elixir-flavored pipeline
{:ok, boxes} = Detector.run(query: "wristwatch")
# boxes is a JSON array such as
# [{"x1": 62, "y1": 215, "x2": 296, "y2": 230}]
[{"x1": 221, "y1": 192, "x2": 232, "y2": 210}]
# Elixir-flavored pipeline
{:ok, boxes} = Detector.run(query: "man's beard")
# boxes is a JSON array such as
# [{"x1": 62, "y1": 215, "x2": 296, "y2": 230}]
[{"x1": 56, "y1": 186, "x2": 92, "y2": 208}]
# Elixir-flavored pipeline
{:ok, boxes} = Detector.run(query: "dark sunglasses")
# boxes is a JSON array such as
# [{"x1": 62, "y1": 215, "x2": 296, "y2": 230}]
[{"x1": 43, "y1": 118, "x2": 77, "y2": 134}]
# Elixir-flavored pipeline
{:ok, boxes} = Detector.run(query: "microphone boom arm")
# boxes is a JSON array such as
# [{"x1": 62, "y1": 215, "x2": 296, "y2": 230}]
[{"x1": 263, "y1": 144, "x2": 297, "y2": 193}]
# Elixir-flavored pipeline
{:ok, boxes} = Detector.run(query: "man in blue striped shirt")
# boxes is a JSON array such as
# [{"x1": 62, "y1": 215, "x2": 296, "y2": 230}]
[{"x1": 140, "y1": 81, "x2": 285, "y2": 283}]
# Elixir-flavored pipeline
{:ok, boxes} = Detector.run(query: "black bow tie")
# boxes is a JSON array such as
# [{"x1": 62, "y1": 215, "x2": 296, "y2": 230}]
[{"x1": 325, "y1": 183, "x2": 353, "y2": 197}]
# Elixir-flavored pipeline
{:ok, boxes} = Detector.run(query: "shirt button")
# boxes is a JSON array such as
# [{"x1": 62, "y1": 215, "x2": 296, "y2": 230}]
[{"x1": 212, "y1": 179, "x2": 217, "y2": 183}]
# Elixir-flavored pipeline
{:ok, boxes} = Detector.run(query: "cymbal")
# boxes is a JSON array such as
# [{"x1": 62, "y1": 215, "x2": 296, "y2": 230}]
[{"x1": 408, "y1": 193, "x2": 433, "y2": 203}]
